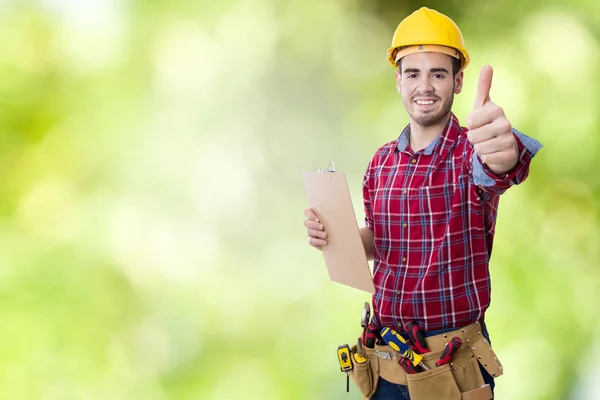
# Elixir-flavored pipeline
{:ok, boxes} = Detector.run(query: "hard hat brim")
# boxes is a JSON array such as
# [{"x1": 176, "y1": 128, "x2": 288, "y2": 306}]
[{"x1": 388, "y1": 44, "x2": 469, "y2": 71}]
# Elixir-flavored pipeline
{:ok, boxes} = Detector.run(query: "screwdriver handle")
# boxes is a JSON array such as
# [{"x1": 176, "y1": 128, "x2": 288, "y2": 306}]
[
  {"x1": 380, "y1": 327, "x2": 424, "y2": 367},
  {"x1": 398, "y1": 355, "x2": 421, "y2": 374},
  {"x1": 357, "y1": 337, "x2": 365, "y2": 358},
  {"x1": 380, "y1": 327, "x2": 411, "y2": 354},
  {"x1": 436, "y1": 337, "x2": 462, "y2": 367},
  {"x1": 406, "y1": 320, "x2": 430, "y2": 354},
  {"x1": 365, "y1": 323, "x2": 380, "y2": 348}
]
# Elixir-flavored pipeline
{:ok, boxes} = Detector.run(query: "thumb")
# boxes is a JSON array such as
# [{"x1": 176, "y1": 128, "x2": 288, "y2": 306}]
[{"x1": 474, "y1": 65, "x2": 493, "y2": 109}]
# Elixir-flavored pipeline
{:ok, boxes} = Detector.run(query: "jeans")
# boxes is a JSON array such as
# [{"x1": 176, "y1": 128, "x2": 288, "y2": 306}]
[{"x1": 370, "y1": 323, "x2": 495, "y2": 400}]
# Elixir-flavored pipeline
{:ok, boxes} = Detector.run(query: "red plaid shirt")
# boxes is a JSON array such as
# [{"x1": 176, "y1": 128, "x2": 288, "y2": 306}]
[{"x1": 363, "y1": 113, "x2": 542, "y2": 332}]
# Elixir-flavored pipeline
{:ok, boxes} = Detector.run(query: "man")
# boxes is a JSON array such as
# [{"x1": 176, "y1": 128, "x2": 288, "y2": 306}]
[{"x1": 304, "y1": 7, "x2": 542, "y2": 400}]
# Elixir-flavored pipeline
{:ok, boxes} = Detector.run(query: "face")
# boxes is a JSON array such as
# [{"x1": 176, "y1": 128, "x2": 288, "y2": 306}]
[{"x1": 396, "y1": 52, "x2": 464, "y2": 127}]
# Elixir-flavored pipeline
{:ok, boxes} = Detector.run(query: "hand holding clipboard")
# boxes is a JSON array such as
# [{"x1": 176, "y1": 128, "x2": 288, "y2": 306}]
[{"x1": 302, "y1": 162, "x2": 375, "y2": 294}]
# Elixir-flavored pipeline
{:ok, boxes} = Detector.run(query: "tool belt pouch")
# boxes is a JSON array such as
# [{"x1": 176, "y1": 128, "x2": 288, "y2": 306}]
[
  {"x1": 454, "y1": 337, "x2": 502, "y2": 400},
  {"x1": 406, "y1": 328, "x2": 501, "y2": 400},
  {"x1": 348, "y1": 345, "x2": 378, "y2": 399},
  {"x1": 442, "y1": 345, "x2": 495, "y2": 400},
  {"x1": 406, "y1": 363, "x2": 461, "y2": 400}
]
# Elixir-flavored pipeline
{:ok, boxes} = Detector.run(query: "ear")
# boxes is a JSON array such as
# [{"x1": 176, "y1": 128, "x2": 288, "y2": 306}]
[
  {"x1": 454, "y1": 70, "x2": 464, "y2": 94},
  {"x1": 396, "y1": 70, "x2": 402, "y2": 93}
]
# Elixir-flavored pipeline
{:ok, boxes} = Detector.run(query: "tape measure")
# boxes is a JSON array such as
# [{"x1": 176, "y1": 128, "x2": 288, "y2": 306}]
[{"x1": 336, "y1": 344, "x2": 353, "y2": 372}]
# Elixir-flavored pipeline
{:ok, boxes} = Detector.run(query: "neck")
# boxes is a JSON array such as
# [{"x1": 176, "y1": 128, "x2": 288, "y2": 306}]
[{"x1": 409, "y1": 112, "x2": 452, "y2": 152}]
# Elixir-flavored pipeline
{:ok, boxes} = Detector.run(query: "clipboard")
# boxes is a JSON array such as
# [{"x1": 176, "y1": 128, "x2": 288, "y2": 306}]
[{"x1": 302, "y1": 162, "x2": 375, "y2": 294}]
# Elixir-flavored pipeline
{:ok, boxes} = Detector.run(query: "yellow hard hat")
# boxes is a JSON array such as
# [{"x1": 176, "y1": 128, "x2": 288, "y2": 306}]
[{"x1": 387, "y1": 7, "x2": 470, "y2": 71}]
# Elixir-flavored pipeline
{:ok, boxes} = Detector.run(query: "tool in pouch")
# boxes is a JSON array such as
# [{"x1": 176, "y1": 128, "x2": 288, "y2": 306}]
[
  {"x1": 436, "y1": 336, "x2": 462, "y2": 367},
  {"x1": 406, "y1": 320, "x2": 429, "y2": 354},
  {"x1": 380, "y1": 327, "x2": 429, "y2": 370},
  {"x1": 336, "y1": 305, "x2": 372, "y2": 394},
  {"x1": 364, "y1": 322, "x2": 382, "y2": 348},
  {"x1": 360, "y1": 302, "x2": 371, "y2": 346},
  {"x1": 397, "y1": 355, "x2": 422, "y2": 374},
  {"x1": 361, "y1": 302, "x2": 370, "y2": 328},
  {"x1": 355, "y1": 338, "x2": 367, "y2": 363},
  {"x1": 337, "y1": 344, "x2": 353, "y2": 392}
]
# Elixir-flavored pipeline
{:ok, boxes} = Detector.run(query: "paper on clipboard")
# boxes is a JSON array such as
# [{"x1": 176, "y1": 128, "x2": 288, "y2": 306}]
[{"x1": 302, "y1": 163, "x2": 375, "y2": 294}]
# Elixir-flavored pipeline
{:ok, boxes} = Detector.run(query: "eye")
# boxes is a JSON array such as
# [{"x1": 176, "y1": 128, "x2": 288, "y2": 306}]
[
  {"x1": 406, "y1": 73, "x2": 417, "y2": 79},
  {"x1": 433, "y1": 73, "x2": 445, "y2": 79}
]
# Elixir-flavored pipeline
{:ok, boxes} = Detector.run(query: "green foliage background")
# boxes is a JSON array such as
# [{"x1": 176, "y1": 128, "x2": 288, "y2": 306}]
[{"x1": 1, "y1": 0, "x2": 599, "y2": 399}]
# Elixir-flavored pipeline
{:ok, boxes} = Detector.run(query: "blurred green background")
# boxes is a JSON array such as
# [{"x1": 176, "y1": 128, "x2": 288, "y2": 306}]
[{"x1": 1, "y1": 0, "x2": 599, "y2": 399}]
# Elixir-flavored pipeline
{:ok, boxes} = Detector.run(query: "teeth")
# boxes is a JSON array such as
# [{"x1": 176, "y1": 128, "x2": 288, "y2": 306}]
[{"x1": 416, "y1": 100, "x2": 434, "y2": 105}]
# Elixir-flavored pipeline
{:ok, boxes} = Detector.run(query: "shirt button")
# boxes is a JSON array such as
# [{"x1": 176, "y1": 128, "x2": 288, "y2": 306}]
[
  {"x1": 411, "y1": 159, "x2": 417, "y2": 164},
  {"x1": 396, "y1": 290, "x2": 401, "y2": 295},
  {"x1": 402, "y1": 257, "x2": 407, "y2": 262},
  {"x1": 403, "y1": 223, "x2": 408, "y2": 228},
  {"x1": 403, "y1": 189, "x2": 408, "y2": 194}
]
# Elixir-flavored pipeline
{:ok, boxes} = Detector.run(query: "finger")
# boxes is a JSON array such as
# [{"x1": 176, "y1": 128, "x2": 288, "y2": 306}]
[
  {"x1": 465, "y1": 102, "x2": 502, "y2": 130},
  {"x1": 474, "y1": 65, "x2": 493, "y2": 109},
  {"x1": 467, "y1": 116, "x2": 511, "y2": 144},
  {"x1": 304, "y1": 219, "x2": 324, "y2": 230},
  {"x1": 467, "y1": 126, "x2": 496, "y2": 145},
  {"x1": 480, "y1": 149, "x2": 515, "y2": 166},
  {"x1": 308, "y1": 237, "x2": 328, "y2": 247},
  {"x1": 307, "y1": 228, "x2": 328, "y2": 239},
  {"x1": 304, "y1": 208, "x2": 320, "y2": 222},
  {"x1": 473, "y1": 134, "x2": 514, "y2": 156}
]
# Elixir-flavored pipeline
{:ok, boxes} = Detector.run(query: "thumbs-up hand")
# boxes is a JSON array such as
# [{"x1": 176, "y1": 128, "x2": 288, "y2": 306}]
[{"x1": 466, "y1": 65, "x2": 518, "y2": 175}]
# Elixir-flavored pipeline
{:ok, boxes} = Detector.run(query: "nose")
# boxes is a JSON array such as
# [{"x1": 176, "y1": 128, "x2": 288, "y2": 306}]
[{"x1": 416, "y1": 75, "x2": 434, "y2": 93}]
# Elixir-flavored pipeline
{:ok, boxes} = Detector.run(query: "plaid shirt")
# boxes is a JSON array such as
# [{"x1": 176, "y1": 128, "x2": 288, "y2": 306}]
[{"x1": 363, "y1": 113, "x2": 542, "y2": 332}]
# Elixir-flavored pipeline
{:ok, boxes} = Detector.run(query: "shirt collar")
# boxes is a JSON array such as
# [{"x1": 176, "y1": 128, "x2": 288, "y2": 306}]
[{"x1": 396, "y1": 113, "x2": 462, "y2": 158}]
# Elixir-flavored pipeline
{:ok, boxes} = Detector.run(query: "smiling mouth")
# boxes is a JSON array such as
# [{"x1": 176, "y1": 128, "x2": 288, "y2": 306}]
[{"x1": 414, "y1": 99, "x2": 437, "y2": 105}]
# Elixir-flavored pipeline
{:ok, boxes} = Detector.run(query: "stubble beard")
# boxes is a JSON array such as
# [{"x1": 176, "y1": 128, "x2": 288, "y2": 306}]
[{"x1": 406, "y1": 94, "x2": 455, "y2": 127}]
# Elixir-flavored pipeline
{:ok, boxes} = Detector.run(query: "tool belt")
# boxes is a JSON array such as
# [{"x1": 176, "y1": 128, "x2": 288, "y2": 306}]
[{"x1": 348, "y1": 321, "x2": 501, "y2": 400}]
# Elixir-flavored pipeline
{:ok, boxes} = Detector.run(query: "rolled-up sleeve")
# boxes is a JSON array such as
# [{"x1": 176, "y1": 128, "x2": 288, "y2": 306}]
[{"x1": 472, "y1": 128, "x2": 543, "y2": 196}]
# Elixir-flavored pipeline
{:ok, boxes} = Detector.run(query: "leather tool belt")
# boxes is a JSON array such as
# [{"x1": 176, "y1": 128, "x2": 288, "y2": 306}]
[{"x1": 348, "y1": 321, "x2": 502, "y2": 400}]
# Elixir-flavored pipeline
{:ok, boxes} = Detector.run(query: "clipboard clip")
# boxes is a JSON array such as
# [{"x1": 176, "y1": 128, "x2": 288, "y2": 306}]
[{"x1": 316, "y1": 161, "x2": 335, "y2": 173}]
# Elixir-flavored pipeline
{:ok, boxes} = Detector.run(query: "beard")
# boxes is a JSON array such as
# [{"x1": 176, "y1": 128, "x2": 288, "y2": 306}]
[{"x1": 405, "y1": 93, "x2": 455, "y2": 127}]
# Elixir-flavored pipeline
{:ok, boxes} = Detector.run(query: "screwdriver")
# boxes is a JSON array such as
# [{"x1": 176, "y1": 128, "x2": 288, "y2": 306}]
[
  {"x1": 406, "y1": 320, "x2": 430, "y2": 354},
  {"x1": 397, "y1": 355, "x2": 422, "y2": 374},
  {"x1": 380, "y1": 327, "x2": 429, "y2": 370},
  {"x1": 361, "y1": 303, "x2": 370, "y2": 348},
  {"x1": 356, "y1": 338, "x2": 366, "y2": 360},
  {"x1": 364, "y1": 322, "x2": 381, "y2": 348},
  {"x1": 436, "y1": 337, "x2": 462, "y2": 367}
]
